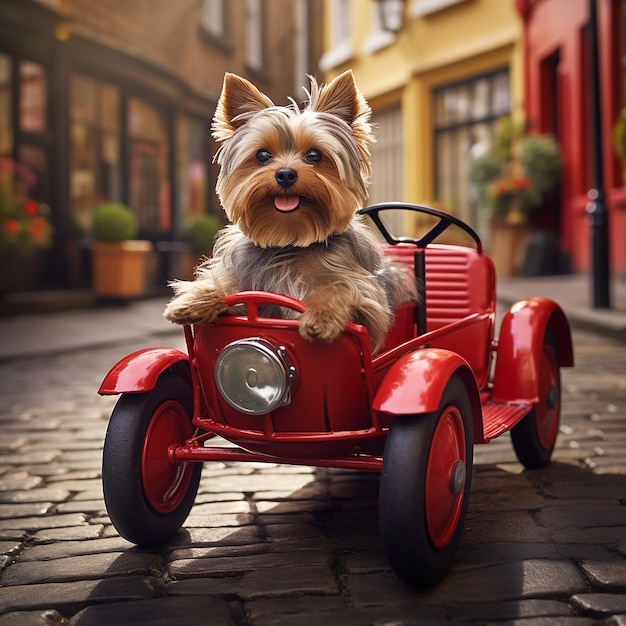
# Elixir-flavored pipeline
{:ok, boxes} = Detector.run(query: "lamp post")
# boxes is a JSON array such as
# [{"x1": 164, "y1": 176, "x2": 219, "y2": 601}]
[
  {"x1": 377, "y1": 0, "x2": 405, "y2": 33},
  {"x1": 586, "y1": 0, "x2": 611, "y2": 308}
]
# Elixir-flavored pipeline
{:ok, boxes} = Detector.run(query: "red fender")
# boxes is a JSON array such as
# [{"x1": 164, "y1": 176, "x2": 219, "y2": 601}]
[
  {"x1": 373, "y1": 349, "x2": 481, "y2": 428},
  {"x1": 98, "y1": 347, "x2": 190, "y2": 395},
  {"x1": 493, "y1": 297, "x2": 574, "y2": 403}
]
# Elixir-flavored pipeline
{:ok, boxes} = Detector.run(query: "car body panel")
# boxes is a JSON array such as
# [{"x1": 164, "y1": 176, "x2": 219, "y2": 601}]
[
  {"x1": 493, "y1": 297, "x2": 574, "y2": 403},
  {"x1": 98, "y1": 347, "x2": 190, "y2": 395}
]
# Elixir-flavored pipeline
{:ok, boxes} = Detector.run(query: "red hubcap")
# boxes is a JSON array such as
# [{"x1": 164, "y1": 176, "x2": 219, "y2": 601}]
[
  {"x1": 425, "y1": 406, "x2": 466, "y2": 549},
  {"x1": 535, "y1": 344, "x2": 560, "y2": 449},
  {"x1": 142, "y1": 401, "x2": 193, "y2": 514}
]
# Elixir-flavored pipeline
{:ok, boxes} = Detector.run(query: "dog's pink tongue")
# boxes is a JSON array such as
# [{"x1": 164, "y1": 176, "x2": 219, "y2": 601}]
[{"x1": 274, "y1": 195, "x2": 300, "y2": 212}]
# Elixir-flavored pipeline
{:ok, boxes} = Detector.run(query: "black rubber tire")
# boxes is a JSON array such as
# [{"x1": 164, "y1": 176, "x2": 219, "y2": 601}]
[
  {"x1": 379, "y1": 374, "x2": 473, "y2": 587},
  {"x1": 511, "y1": 332, "x2": 561, "y2": 469},
  {"x1": 102, "y1": 373, "x2": 201, "y2": 546}
]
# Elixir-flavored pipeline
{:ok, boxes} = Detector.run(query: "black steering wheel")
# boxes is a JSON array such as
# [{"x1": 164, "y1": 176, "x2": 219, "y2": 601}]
[{"x1": 358, "y1": 202, "x2": 482, "y2": 253}]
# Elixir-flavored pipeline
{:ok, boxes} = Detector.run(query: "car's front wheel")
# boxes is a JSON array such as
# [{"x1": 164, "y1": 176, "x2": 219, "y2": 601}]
[
  {"x1": 102, "y1": 372, "x2": 202, "y2": 546},
  {"x1": 379, "y1": 374, "x2": 473, "y2": 587}
]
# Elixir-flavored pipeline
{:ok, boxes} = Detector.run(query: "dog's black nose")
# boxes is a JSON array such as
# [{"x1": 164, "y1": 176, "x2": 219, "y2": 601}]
[{"x1": 275, "y1": 168, "x2": 297, "y2": 188}]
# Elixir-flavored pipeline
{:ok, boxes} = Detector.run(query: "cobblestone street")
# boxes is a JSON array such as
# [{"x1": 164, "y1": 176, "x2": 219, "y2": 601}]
[{"x1": 0, "y1": 324, "x2": 625, "y2": 625}]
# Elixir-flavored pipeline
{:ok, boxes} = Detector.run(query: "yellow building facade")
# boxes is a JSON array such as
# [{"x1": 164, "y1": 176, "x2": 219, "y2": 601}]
[{"x1": 320, "y1": 0, "x2": 523, "y2": 241}]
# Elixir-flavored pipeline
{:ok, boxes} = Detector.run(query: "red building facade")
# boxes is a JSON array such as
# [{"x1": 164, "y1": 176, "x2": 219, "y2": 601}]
[{"x1": 516, "y1": 0, "x2": 626, "y2": 273}]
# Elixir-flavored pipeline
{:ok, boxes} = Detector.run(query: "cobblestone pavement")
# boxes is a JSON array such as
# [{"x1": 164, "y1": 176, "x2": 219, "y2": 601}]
[{"x1": 0, "y1": 327, "x2": 625, "y2": 625}]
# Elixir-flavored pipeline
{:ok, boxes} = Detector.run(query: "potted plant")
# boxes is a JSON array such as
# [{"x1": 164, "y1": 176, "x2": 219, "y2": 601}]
[
  {"x1": 91, "y1": 202, "x2": 152, "y2": 297},
  {"x1": 469, "y1": 116, "x2": 562, "y2": 276},
  {"x1": 470, "y1": 117, "x2": 562, "y2": 224},
  {"x1": 0, "y1": 157, "x2": 53, "y2": 292},
  {"x1": 612, "y1": 108, "x2": 626, "y2": 185},
  {"x1": 179, "y1": 213, "x2": 223, "y2": 278}
]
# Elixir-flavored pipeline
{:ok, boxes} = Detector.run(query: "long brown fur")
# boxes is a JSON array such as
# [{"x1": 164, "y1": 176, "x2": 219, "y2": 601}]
[{"x1": 164, "y1": 71, "x2": 416, "y2": 353}]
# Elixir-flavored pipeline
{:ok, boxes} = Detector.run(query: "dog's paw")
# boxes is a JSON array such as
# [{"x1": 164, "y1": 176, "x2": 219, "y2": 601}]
[
  {"x1": 163, "y1": 304, "x2": 216, "y2": 325},
  {"x1": 298, "y1": 308, "x2": 348, "y2": 344},
  {"x1": 163, "y1": 296, "x2": 226, "y2": 326}
]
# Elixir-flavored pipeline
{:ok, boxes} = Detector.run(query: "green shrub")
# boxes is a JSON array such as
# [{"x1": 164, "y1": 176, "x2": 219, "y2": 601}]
[
  {"x1": 92, "y1": 203, "x2": 138, "y2": 242},
  {"x1": 520, "y1": 134, "x2": 562, "y2": 205},
  {"x1": 184, "y1": 214, "x2": 223, "y2": 253},
  {"x1": 469, "y1": 115, "x2": 561, "y2": 221}
]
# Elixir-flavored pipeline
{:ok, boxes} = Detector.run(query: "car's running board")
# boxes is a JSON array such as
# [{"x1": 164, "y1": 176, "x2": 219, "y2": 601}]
[{"x1": 480, "y1": 401, "x2": 533, "y2": 443}]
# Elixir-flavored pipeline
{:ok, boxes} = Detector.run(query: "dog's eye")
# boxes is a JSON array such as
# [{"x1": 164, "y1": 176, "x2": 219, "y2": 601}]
[
  {"x1": 304, "y1": 149, "x2": 322, "y2": 164},
  {"x1": 256, "y1": 150, "x2": 272, "y2": 164}
]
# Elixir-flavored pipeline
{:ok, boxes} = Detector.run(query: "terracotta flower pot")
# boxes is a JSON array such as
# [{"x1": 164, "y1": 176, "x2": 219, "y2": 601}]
[
  {"x1": 92, "y1": 240, "x2": 152, "y2": 297},
  {"x1": 489, "y1": 221, "x2": 530, "y2": 278}
]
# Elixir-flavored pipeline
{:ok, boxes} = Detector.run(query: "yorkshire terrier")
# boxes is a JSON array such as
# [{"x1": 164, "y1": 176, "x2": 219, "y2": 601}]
[{"x1": 164, "y1": 70, "x2": 416, "y2": 353}]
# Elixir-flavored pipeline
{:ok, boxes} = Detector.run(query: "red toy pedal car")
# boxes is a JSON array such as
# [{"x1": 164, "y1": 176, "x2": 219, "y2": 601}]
[{"x1": 99, "y1": 203, "x2": 573, "y2": 587}]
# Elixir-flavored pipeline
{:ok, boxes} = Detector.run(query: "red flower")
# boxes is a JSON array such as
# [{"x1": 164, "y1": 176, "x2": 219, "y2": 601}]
[
  {"x1": 28, "y1": 217, "x2": 46, "y2": 239},
  {"x1": 492, "y1": 180, "x2": 509, "y2": 199},
  {"x1": 0, "y1": 158, "x2": 52, "y2": 250},
  {"x1": 3, "y1": 219, "x2": 21, "y2": 235},
  {"x1": 491, "y1": 175, "x2": 532, "y2": 200},
  {"x1": 23, "y1": 200, "x2": 40, "y2": 217},
  {"x1": 511, "y1": 176, "x2": 531, "y2": 190}
]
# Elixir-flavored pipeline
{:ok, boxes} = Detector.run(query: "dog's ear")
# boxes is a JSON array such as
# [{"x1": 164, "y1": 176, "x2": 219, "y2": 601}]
[
  {"x1": 312, "y1": 70, "x2": 371, "y2": 128},
  {"x1": 212, "y1": 73, "x2": 274, "y2": 141}
]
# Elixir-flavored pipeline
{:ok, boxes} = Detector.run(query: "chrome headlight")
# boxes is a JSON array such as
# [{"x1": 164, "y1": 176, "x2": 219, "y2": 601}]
[{"x1": 215, "y1": 338, "x2": 295, "y2": 415}]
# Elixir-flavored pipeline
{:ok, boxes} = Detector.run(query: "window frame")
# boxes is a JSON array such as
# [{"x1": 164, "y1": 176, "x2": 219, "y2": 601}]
[
  {"x1": 432, "y1": 68, "x2": 511, "y2": 226},
  {"x1": 245, "y1": 0, "x2": 265, "y2": 75},
  {"x1": 69, "y1": 73, "x2": 123, "y2": 235},
  {"x1": 199, "y1": 0, "x2": 233, "y2": 53},
  {"x1": 319, "y1": 0, "x2": 354, "y2": 71},
  {"x1": 0, "y1": 52, "x2": 52, "y2": 207}
]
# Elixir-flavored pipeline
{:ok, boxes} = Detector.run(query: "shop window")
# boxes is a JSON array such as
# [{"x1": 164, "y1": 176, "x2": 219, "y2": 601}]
[
  {"x1": 333, "y1": 0, "x2": 351, "y2": 43},
  {"x1": 433, "y1": 69, "x2": 511, "y2": 229},
  {"x1": 0, "y1": 57, "x2": 49, "y2": 157},
  {"x1": 200, "y1": 0, "x2": 230, "y2": 48},
  {"x1": 201, "y1": 0, "x2": 225, "y2": 37},
  {"x1": 18, "y1": 144, "x2": 48, "y2": 202},
  {"x1": 0, "y1": 54, "x2": 12, "y2": 156},
  {"x1": 128, "y1": 98, "x2": 171, "y2": 236},
  {"x1": 245, "y1": 0, "x2": 264, "y2": 72},
  {"x1": 369, "y1": 105, "x2": 404, "y2": 233},
  {"x1": 294, "y1": 0, "x2": 311, "y2": 91},
  {"x1": 362, "y1": 2, "x2": 395, "y2": 55},
  {"x1": 1, "y1": 56, "x2": 50, "y2": 212},
  {"x1": 70, "y1": 74, "x2": 121, "y2": 235},
  {"x1": 19, "y1": 61, "x2": 46, "y2": 132},
  {"x1": 177, "y1": 116, "x2": 209, "y2": 229},
  {"x1": 319, "y1": 0, "x2": 353, "y2": 71}
]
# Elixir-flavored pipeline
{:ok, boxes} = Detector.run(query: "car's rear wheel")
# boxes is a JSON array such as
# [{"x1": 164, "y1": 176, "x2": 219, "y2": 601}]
[{"x1": 511, "y1": 331, "x2": 560, "y2": 469}]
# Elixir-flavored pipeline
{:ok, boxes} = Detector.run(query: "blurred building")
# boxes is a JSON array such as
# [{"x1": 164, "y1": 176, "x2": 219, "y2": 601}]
[
  {"x1": 322, "y1": 0, "x2": 626, "y2": 275},
  {"x1": 0, "y1": 0, "x2": 323, "y2": 293},
  {"x1": 321, "y1": 0, "x2": 522, "y2": 252},
  {"x1": 519, "y1": 0, "x2": 626, "y2": 274}
]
